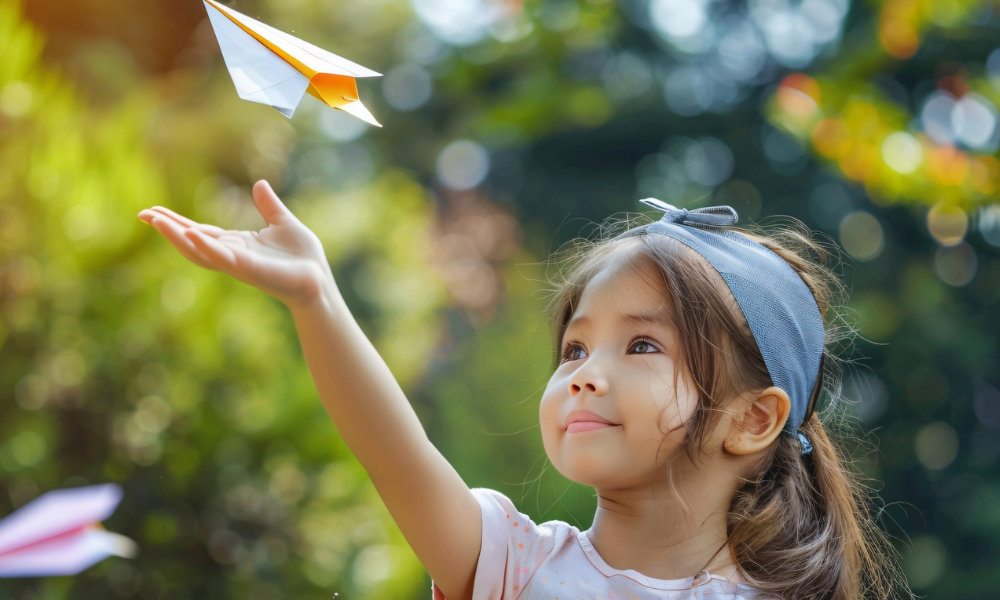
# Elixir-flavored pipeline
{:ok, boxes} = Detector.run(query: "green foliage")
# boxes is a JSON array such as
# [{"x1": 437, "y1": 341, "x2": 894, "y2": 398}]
[{"x1": 0, "y1": 2, "x2": 445, "y2": 598}]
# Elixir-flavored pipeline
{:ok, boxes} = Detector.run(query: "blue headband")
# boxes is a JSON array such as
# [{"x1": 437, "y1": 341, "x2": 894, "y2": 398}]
[{"x1": 617, "y1": 199, "x2": 825, "y2": 452}]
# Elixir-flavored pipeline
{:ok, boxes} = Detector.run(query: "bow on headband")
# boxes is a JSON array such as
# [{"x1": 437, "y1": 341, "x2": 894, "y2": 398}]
[{"x1": 641, "y1": 198, "x2": 739, "y2": 228}]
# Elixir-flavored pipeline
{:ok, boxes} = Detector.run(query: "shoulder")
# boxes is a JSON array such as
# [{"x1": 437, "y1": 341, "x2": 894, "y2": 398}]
[
  {"x1": 470, "y1": 488, "x2": 578, "y2": 540},
  {"x1": 454, "y1": 489, "x2": 579, "y2": 600},
  {"x1": 472, "y1": 488, "x2": 577, "y2": 523}
]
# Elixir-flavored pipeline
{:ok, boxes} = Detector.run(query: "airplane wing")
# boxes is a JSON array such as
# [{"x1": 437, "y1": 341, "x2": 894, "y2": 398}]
[
  {"x1": 204, "y1": 0, "x2": 311, "y2": 117},
  {"x1": 0, "y1": 484, "x2": 137, "y2": 578},
  {"x1": 338, "y1": 100, "x2": 381, "y2": 127},
  {"x1": 0, "y1": 528, "x2": 138, "y2": 577},
  {"x1": 206, "y1": 0, "x2": 381, "y2": 78}
]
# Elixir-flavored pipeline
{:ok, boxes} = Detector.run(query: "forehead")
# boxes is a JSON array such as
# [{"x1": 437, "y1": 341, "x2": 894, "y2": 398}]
[
  {"x1": 571, "y1": 240, "x2": 674, "y2": 321},
  {"x1": 567, "y1": 235, "x2": 738, "y2": 326}
]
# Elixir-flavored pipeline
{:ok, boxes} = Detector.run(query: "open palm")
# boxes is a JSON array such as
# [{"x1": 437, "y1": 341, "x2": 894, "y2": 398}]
[{"x1": 137, "y1": 181, "x2": 333, "y2": 308}]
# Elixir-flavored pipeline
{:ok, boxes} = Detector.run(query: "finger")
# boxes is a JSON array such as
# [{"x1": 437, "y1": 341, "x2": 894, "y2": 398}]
[
  {"x1": 185, "y1": 228, "x2": 240, "y2": 273},
  {"x1": 148, "y1": 206, "x2": 200, "y2": 228},
  {"x1": 253, "y1": 180, "x2": 296, "y2": 226},
  {"x1": 149, "y1": 207, "x2": 228, "y2": 237},
  {"x1": 140, "y1": 208, "x2": 227, "y2": 238},
  {"x1": 150, "y1": 216, "x2": 214, "y2": 268},
  {"x1": 137, "y1": 209, "x2": 157, "y2": 225}
]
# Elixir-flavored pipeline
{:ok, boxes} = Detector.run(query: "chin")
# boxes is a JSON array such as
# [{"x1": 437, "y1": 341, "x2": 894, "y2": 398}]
[{"x1": 549, "y1": 449, "x2": 631, "y2": 488}]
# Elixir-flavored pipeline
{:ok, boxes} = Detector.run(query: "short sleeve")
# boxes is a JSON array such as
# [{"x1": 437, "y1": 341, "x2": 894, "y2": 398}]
[{"x1": 431, "y1": 488, "x2": 558, "y2": 600}]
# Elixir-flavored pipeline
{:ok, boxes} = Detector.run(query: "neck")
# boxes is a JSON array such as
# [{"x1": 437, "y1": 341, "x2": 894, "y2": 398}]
[{"x1": 585, "y1": 460, "x2": 744, "y2": 583}]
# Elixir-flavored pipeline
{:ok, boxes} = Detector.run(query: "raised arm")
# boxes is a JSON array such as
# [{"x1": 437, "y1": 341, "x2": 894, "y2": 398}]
[
  {"x1": 137, "y1": 181, "x2": 481, "y2": 600},
  {"x1": 290, "y1": 279, "x2": 482, "y2": 600}
]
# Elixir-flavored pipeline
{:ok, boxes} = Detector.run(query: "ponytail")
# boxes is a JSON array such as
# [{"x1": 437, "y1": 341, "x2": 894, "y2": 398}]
[{"x1": 728, "y1": 410, "x2": 906, "y2": 600}]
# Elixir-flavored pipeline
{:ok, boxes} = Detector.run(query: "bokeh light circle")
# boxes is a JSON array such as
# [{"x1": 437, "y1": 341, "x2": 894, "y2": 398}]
[
  {"x1": 411, "y1": 0, "x2": 499, "y2": 46},
  {"x1": 903, "y1": 536, "x2": 948, "y2": 589},
  {"x1": 684, "y1": 138, "x2": 734, "y2": 186},
  {"x1": 952, "y1": 93, "x2": 999, "y2": 150},
  {"x1": 977, "y1": 204, "x2": 1000, "y2": 247},
  {"x1": 319, "y1": 109, "x2": 368, "y2": 142},
  {"x1": 383, "y1": 63, "x2": 433, "y2": 111},
  {"x1": 881, "y1": 131, "x2": 923, "y2": 174},
  {"x1": 436, "y1": 140, "x2": 490, "y2": 190},
  {"x1": 649, "y1": 0, "x2": 707, "y2": 39},
  {"x1": 663, "y1": 67, "x2": 714, "y2": 116},
  {"x1": 974, "y1": 384, "x2": 1000, "y2": 430},
  {"x1": 988, "y1": 47, "x2": 1000, "y2": 91},
  {"x1": 716, "y1": 20, "x2": 767, "y2": 82},
  {"x1": 843, "y1": 370, "x2": 889, "y2": 423},
  {"x1": 763, "y1": 127, "x2": 806, "y2": 173},
  {"x1": 921, "y1": 91, "x2": 958, "y2": 146},
  {"x1": 914, "y1": 421, "x2": 959, "y2": 470},
  {"x1": 0, "y1": 81, "x2": 33, "y2": 118},
  {"x1": 808, "y1": 182, "x2": 852, "y2": 231},
  {"x1": 927, "y1": 202, "x2": 968, "y2": 246},
  {"x1": 933, "y1": 241, "x2": 978, "y2": 287},
  {"x1": 602, "y1": 52, "x2": 653, "y2": 100},
  {"x1": 839, "y1": 211, "x2": 884, "y2": 261},
  {"x1": 801, "y1": 0, "x2": 848, "y2": 44},
  {"x1": 760, "y1": 11, "x2": 816, "y2": 69}
]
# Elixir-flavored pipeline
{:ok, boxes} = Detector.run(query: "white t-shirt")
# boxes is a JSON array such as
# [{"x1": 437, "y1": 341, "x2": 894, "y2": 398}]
[{"x1": 432, "y1": 488, "x2": 775, "y2": 600}]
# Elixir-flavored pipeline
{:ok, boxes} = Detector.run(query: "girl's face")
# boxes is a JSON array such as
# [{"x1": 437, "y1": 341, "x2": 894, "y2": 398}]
[{"x1": 539, "y1": 245, "x2": 702, "y2": 489}]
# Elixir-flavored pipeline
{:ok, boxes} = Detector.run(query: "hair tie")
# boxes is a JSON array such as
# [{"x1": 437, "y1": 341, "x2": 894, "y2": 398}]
[{"x1": 796, "y1": 432, "x2": 814, "y2": 456}]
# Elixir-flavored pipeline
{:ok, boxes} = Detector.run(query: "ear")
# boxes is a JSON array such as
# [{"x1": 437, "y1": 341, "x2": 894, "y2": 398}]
[{"x1": 723, "y1": 387, "x2": 791, "y2": 456}]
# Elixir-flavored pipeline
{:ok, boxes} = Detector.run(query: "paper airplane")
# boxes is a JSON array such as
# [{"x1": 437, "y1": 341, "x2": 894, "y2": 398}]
[
  {"x1": 0, "y1": 484, "x2": 137, "y2": 577},
  {"x1": 203, "y1": 0, "x2": 382, "y2": 125}
]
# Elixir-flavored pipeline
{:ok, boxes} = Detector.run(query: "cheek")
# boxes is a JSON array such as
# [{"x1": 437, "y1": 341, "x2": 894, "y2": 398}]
[
  {"x1": 619, "y1": 363, "x2": 697, "y2": 437},
  {"x1": 538, "y1": 379, "x2": 563, "y2": 443},
  {"x1": 652, "y1": 374, "x2": 700, "y2": 434}
]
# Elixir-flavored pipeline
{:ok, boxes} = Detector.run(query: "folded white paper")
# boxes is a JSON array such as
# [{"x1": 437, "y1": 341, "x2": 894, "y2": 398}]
[
  {"x1": 204, "y1": 0, "x2": 382, "y2": 125},
  {"x1": 0, "y1": 484, "x2": 137, "y2": 577}
]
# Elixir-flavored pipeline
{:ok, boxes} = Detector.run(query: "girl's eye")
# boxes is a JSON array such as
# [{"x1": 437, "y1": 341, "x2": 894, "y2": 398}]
[
  {"x1": 561, "y1": 343, "x2": 588, "y2": 362},
  {"x1": 629, "y1": 339, "x2": 659, "y2": 354}
]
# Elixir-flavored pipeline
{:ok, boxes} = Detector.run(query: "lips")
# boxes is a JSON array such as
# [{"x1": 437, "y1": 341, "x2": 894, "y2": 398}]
[{"x1": 564, "y1": 410, "x2": 620, "y2": 433}]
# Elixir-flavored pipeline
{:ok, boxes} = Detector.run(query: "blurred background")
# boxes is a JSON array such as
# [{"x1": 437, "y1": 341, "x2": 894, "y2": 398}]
[{"x1": 1, "y1": 0, "x2": 998, "y2": 597}]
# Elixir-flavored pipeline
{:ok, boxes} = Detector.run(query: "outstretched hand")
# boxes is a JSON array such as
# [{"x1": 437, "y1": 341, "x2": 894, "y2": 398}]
[{"x1": 137, "y1": 181, "x2": 334, "y2": 309}]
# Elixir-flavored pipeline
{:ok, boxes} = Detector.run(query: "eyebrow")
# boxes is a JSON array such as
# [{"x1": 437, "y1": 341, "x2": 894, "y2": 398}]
[{"x1": 567, "y1": 312, "x2": 674, "y2": 329}]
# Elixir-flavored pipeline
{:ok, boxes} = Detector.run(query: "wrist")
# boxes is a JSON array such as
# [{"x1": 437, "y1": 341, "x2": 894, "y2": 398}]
[{"x1": 285, "y1": 265, "x2": 343, "y2": 312}]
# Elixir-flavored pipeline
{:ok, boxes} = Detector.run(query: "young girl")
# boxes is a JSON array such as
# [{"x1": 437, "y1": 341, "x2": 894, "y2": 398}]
[{"x1": 138, "y1": 182, "x2": 909, "y2": 600}]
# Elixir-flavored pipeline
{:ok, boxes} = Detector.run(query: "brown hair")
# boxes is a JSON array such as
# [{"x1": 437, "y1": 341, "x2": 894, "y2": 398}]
[{"x1": 544, "y1": 214, "x2": 912, "y2": 600}]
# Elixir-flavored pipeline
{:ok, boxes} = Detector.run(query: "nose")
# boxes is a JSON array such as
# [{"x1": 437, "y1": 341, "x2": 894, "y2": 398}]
[{"x1": 568, "y1": 361, "x2": 609, "y2": 397}]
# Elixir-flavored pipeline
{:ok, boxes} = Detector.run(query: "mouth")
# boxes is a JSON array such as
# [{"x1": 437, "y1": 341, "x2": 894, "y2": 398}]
[
  {"x1": 566, "y1": 421, "x2": 619, "y2": 433},
  {"x1": 564, "y1": 409, "x2": 620, "y2": 433}
]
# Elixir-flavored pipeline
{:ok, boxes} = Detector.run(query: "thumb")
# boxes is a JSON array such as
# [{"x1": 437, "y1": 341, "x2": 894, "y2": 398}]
[{"x1": 253, "y1": 180, "x2": 296, "y2": 226}]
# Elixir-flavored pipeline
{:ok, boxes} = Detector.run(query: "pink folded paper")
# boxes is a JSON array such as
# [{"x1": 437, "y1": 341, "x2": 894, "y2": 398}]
[{"x1": 0, "y1": 483, "x2": 138, "y2": 577}]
